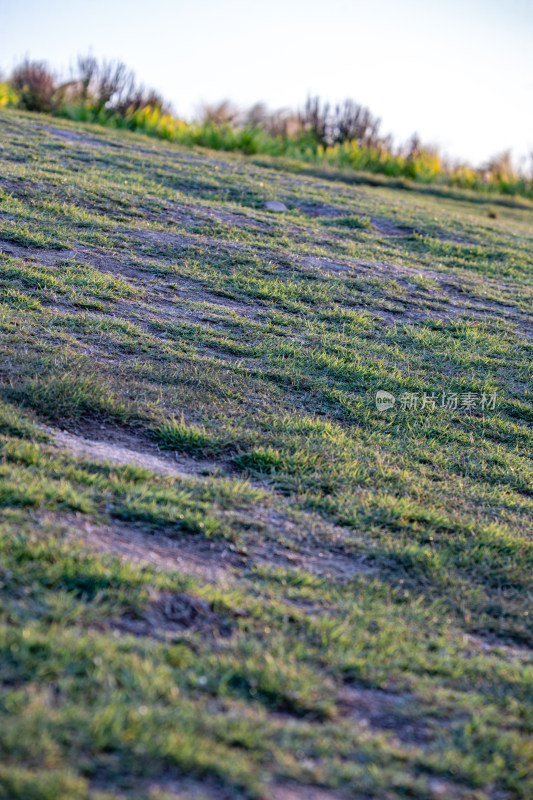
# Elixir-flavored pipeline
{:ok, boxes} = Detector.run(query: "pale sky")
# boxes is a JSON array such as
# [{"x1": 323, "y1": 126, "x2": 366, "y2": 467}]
[{"x1": 2, "y1": 0, "x2": 532, "y2": 167}]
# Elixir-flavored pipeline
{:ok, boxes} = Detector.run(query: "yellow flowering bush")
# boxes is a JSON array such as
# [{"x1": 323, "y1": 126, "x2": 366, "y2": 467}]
[{"x1": 0, "y1": 82, "x2": 18, "y2": 108}]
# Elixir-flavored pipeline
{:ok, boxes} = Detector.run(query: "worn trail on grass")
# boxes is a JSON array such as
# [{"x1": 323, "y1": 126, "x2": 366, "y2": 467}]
[{"x1": 46, "y1": 425, "x2": 375, "y2": 584}]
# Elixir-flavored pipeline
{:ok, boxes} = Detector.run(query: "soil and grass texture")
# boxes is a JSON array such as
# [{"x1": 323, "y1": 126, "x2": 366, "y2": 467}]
[{"x1": 0, "y1": 108, "x2": 532, "y2": 800}]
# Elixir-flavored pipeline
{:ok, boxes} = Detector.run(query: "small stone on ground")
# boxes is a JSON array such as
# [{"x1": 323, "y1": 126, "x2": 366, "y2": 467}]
[{"x1": 265, "y1": 200, "x2": 288, "y2": 212}]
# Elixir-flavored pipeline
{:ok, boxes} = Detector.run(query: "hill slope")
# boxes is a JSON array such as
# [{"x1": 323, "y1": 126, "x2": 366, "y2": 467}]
[{"x1": 0, "y1": 109, "x2": 532, "y2": 800}]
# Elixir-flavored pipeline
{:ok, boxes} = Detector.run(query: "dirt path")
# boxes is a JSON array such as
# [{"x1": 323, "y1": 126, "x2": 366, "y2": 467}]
[{"x1": 44, "y1": 425, "x2": 375, "y2": 586}]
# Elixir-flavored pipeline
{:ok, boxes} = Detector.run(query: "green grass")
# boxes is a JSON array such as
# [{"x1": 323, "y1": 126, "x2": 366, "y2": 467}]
[
  {"x1": 0, "y1": 107, "x2": 532, "y2": 799},
  {"x1": 154, "y1": 415, "x2": 227, "y2": 458}
]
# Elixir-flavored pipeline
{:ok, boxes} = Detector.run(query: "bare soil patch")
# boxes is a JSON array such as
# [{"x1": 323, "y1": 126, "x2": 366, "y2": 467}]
[
  {"x1": 0, "y1": 239, "x2": 75, "y2": 263},
  {"x1": 45, "y1": 424, "x2": 226, "y2": 479},
  {"x1": 296, "y1": 203, "x2": 347, "y2": 218},
  {"x1": 371, "y1": 217, "x2": 414, "y2": 237},
  {"x1": 200, "y1": 205, "x2": 272, "y2": 231},
  {"x1": 0, "y1": 238, "x2": 151, "y2": 282},
  {"x1": 90, "y1": 772, "x2": 234, "y2": 800},
  {"x1": 247, "y1": 508, "x2": 374, "y2": 581},
  {"x1": 114, "y1": 590, "x2": 232, "y2": 639},
  {"x1": 37, "y1": 123, "x2": 121, "y2": 149},
  {"x1": 43, "y1": 424, "x2": 376, "y2": 586},
  {"x1": 337, "y1": 685, "x2": 432, "y2": 745},
  {"x1": 461, "y1": 632, "x2": 533, "y2": 660},
  {"x1": 65, "y1": 516, "x2": 238, "y2": 582},
  {"x1": 63, "y1": 508, "x2": 375, "y2": 589}
]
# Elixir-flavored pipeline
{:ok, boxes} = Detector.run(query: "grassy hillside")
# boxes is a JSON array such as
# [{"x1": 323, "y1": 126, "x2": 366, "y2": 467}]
[{"x1": 0, "y1": 108, "x2": 532, "y2": 800}]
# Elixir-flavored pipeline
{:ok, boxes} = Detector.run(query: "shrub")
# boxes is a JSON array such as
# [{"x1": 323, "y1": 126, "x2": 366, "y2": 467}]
[
  {"x1": 57, "y1": 55, "x2": 170, "y2": 118},
  {"x1": 297, "y1": 95, "x2": 383, "y2": 148},
  {"x1": 298, "y1": 96, "x2": 330, "y2": 146},
  {"x1": 77, "y1": 55, "x2": 131, "y2": 114},
  {"x1": 331, "y1": 98, "x2": 382, "y2": 146},
  {"x1": 10, "y1": 60, "x2": 56, "y2": 112},
  {"x1": 200, "y1": 100, "x2": 240, "y2": 126},
  {"x1": 482, "y1": 150, "x2": 515, "y2": 182},
  {"x1": 0, "y1": 82, "x2": 18, "y2": 108}
]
